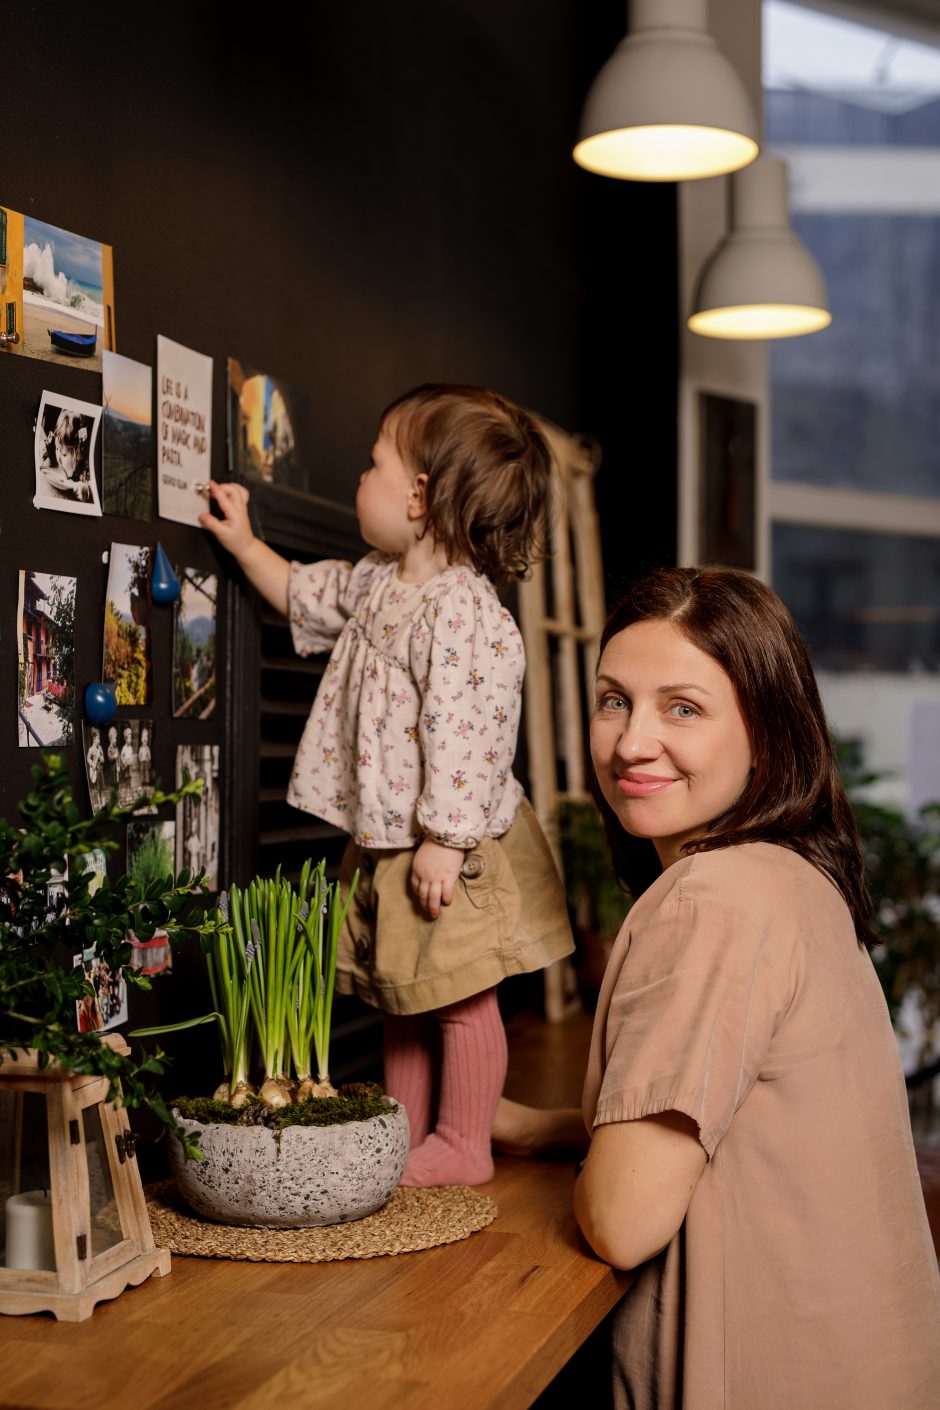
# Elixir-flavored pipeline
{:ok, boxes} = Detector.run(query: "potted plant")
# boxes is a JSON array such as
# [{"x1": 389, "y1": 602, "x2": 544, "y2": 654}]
[
  {"x1": 556, "y1": 798, "x2": 633, "y2": 1005},
  {"x1": 167, "y1": 862, "x2": 410, "y2": 1228},
  {"x1": 0, "y1": 753, "x2": 220, "y2": 1158},
  {"x1": 837, "y1": 741, "x2": 940, "y2": 1123}
]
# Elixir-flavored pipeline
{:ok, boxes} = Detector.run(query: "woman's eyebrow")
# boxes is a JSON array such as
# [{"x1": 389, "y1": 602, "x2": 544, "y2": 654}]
[
  {"x1": 595, "y1": 674, "x2": 713, "y2": 698},
  {"x1": 657, "y1": 682, "x2": 713, "y2": 697}
]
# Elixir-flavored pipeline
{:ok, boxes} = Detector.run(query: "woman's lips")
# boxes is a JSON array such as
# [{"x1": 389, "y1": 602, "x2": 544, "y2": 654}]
[{"x1": 616, "y1": 773, "x2": 678, "y2": 797}]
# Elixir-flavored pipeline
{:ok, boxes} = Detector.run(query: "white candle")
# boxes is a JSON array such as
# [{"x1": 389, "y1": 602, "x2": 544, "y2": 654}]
[{"x1": 5, "y1": 1189, "x2": 56, "y2": 1271}]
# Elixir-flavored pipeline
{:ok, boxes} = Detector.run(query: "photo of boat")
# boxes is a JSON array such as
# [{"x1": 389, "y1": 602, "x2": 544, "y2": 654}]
[{"x1": 48, "y1": 328, "x2": 97, "y2": 356}]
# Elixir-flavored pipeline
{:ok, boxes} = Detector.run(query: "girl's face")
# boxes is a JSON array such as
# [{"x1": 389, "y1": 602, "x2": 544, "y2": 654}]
[
  {"x1": 590, "y1": 619, "x2": 753, "y2": 870},
  {"x1": 141, "y1": 729, "x2": 148, "y2": 744},
  {"x1": 123, "y1": 727, "x2": 132, "y2": 743},
  {"x1": 355, "y1": 423, "x2": 424, "y2": 554},
  {"x1": 108, "y1": 727, "x2": 117, "y2": 744}
]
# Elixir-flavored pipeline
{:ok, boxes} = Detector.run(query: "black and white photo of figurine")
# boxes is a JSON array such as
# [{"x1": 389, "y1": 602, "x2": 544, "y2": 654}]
[
  {"x1": 83, "y1": 718, "x2": 155, "y2": 813},
  {"x1": 34, "y1": 390, "x2": 103, "y2": 516}
]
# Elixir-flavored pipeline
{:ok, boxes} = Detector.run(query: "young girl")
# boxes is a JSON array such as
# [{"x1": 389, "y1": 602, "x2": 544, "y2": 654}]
[{"x1": 201, "y1": 383, "x2": 575, "y2": 1186}]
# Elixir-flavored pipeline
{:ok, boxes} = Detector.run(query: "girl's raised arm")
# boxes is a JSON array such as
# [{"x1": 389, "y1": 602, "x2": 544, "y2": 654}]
[{"x1": 200, "y1": 479, "x2": 290, "y2": 616}]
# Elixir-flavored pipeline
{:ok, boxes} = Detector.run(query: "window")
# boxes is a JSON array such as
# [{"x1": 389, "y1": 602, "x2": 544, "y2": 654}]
[{"x1": 765, "y1": 0, "x2": 940, "y2": 810}]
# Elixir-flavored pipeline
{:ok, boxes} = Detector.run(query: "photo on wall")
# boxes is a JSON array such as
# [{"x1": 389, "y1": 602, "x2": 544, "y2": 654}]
[
  {"x1": 74, "y1": 947, "x2": 128, "y2": 1033},
  {"x1": 45, "y1": 863, "x2": 68, "y2": 925},
  {"x1": 34, "y1": 390, "x2": 103, "y2": 516},
  {"x1": 176, "y1": 744, "x2": 220, "y2": 890},
  {"x1": 699, "y1": 393, "x2": 757, "y2": 571},
  {"x1": 0, "y1": 205, "x2": 116, "y2": 374},
  {"x1": 17, "y1": 569, "x2": 77, "y2": 748},
  {"x1": 80, "y1": 847, "x2": 108, "y2": 897},
  {"x1": 126, "y1": 819, "x2": 175, "y2": 889},
  {"x1": 127, "y1": 927, "x2": 172, "y2": 977},
  {"x1": 102, "y1": 350, "x2": 153, "y2": 519},
  {"x1": 173, "y1": 568, "x2": 216, "y2": 718},
  {"x1": 103, "y1": 542, "x2": 153, "y2": 705},
  {"x1": 156, "y1": 335, "x2": 213, "y2": 527},
  {"x1": 84, "y1": 719, "x2": 155, "y2": 813},
  {"x1": 227, "y1": 356, "x2": 301, "y2": 488}
]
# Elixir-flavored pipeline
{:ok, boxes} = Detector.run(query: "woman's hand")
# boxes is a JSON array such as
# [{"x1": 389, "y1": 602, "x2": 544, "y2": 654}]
[
  {"x1": 199, "y1": 480, "x2": 256, "y2": 561},
  {"x1": 411, "y1": 838, "x2": 466, "y2": 919}
]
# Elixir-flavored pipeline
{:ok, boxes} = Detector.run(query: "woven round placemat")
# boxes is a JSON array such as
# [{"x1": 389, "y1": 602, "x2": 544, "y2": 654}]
[{"x1": 144, "y1": 1179, "x2": 498, "y2": 1263}]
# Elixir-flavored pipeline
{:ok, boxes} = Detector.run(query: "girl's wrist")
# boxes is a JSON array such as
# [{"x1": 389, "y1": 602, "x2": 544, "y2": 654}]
[{"x1": 234, "y1": 532, "x2": 262, "y2": 566}]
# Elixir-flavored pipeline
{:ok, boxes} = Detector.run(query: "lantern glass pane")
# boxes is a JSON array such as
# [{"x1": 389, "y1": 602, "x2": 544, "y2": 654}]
[
  {"x1": 1, "y1": 1090, "x2": 55, "y2": 1271},
  {"x1": 82, "y1": 1104, "x2": 124, "y2": 1257}
]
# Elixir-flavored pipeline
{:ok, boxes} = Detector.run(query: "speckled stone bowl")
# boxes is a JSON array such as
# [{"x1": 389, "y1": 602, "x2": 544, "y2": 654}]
[{"x1": 169, "y1": 1100, "x2": 410, "y2": 1228}]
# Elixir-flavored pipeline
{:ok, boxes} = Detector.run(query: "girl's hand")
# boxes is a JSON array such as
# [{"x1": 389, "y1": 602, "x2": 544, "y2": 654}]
[
  {"x1": 411, "y1": 838, "x2": 466, "y2": 919},
  {"x1": 199, "y1": 480, "x2": 255, "y2": 560}
]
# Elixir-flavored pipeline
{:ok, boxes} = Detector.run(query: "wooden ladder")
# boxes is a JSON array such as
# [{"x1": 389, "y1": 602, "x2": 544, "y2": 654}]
[{"x1": 519, "y1": 418, "x2": 605, "y2": 1022}]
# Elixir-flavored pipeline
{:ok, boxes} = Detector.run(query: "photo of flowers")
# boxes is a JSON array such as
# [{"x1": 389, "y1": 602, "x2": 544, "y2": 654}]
[
  {"x1": 34, "y1": 390, "x2": 103, "y2": 516},
  {"x1": 102, "y1": 350, "x2": 153, "y2": 519},
  {"x1": 103, "y1": 542, "x2": 153, "y2": 705},
  {"x1": 17, "y1": 570, "x2": 77, "y2": 747},
  {"x1": 173, "y1": 568, "x2": 216, "y2": 718},
  {"x1": 0, "y1": 204, "x2": 116, "y2": 374},
  {"x1": 227, "y1": 356, "x2": 300, "y2": 487},
  {"x1": 126, "y1": 820, "x2": 175, "y2": 888}
]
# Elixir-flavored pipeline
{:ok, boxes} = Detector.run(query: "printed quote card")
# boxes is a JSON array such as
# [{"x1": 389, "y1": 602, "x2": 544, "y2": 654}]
[{"x1": 156, "y1": 334, "x2": 213, "y2": 527}]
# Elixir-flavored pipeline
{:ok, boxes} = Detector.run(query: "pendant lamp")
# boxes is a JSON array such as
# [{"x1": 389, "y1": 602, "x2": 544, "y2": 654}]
[
  {"x1": 689, "y1": 155, "x2": 831, "y2": 339},
  {"x1": 573, "y1": 0, "x2": 759, "y2": 182}
]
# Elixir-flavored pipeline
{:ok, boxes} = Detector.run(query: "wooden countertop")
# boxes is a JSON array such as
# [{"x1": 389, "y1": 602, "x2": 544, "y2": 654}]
[{"x1": 0, "y1": 1151, "x2": 630, "y2": 1410}]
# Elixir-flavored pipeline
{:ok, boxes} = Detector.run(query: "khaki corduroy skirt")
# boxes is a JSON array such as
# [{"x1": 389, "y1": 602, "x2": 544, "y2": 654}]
[{"x1": 335, "y1": 797, "x2": 575, "y2": 1015}]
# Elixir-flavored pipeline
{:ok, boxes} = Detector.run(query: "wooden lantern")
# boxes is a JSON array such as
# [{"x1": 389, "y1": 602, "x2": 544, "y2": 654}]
[{"x1": 0, "y1": 1034, "x2": 170, "y2": 1321}]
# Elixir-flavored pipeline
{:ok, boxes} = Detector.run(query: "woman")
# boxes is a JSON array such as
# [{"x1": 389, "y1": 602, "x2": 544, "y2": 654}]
[{"x1": 575, "y1": 567, "x2": 940, "y2": 1410}]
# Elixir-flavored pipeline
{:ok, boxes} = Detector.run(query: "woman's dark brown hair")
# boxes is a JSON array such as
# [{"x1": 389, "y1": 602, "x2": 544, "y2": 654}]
[
  {"x1": 379, "y1": 383, "x2": 551, "y2": 584},
  {"x1": 590, "y1": 566, "x2": 876, "y2": 948}
]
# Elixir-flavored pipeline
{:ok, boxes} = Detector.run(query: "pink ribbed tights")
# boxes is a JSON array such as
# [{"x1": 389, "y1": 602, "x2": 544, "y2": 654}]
[{"x1": 383, "y1": 987, "x2": 508, "y2": 1187}]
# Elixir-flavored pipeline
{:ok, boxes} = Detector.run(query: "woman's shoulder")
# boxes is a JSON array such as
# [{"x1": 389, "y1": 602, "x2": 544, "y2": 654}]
[{"x1": 639, "y1": 842, "x2": 846, "y2": 925}]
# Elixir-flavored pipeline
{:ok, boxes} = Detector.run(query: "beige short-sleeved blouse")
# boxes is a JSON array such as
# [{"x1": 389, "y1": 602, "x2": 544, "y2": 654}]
[{"x1": 583, "y1": 842, "x2": 940, "y2": 1410}]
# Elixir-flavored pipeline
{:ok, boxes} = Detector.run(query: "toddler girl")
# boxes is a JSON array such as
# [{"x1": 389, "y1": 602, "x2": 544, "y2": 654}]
[{"x1": 201, "y1": 383, "x2": 575, "y2": 1186}]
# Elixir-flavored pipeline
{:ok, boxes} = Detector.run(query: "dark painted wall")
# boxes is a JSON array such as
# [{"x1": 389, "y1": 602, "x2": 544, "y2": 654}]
[{"x1": 1, "y1": 1, "x2": 677, "y2": 1135}]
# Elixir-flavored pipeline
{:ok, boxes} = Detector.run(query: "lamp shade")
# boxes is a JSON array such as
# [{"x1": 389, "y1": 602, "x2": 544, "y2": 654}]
[
  {"x1": 574, "y1": 0, "x2": 759, "y2": 182},
  {"x1": 689, "y1": 155, "x2": 831, "y2": 339}
]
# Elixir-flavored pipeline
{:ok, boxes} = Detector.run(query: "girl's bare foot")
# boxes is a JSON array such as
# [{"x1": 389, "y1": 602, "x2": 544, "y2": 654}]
[{"x1": 492, "y1": 1097, "x2": 588, "y2": 1158}]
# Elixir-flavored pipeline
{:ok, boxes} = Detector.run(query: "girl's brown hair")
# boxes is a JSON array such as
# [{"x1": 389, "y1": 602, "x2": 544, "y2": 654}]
[
  {"x1": 380, "y1": 383, "x2": 551, "y2": 584},
  {"x1": 591, "y1": 566, "x2": 876, "y2": 948}
]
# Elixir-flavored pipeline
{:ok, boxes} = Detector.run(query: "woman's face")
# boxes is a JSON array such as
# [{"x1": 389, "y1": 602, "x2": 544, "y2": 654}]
[{"x1": 590, "y1": 619, "x2": 754, "y2": 869}]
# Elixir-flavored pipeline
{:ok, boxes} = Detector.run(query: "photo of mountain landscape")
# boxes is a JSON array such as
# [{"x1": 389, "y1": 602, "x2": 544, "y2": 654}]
[
  {"x1": 173, "y1": 567, "x2": 216, "y2": 718},
  {"x1": 102, "y1": 350, "x2": 153, "y2": 518}
]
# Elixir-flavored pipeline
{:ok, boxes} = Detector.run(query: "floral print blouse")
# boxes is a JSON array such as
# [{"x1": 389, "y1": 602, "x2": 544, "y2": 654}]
[{"x1": 286, "y1": 552, "x2": 525, "y2": 850}]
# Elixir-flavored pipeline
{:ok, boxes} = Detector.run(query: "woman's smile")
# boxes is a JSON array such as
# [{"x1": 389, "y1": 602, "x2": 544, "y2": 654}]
[{"x1": 616, "y1": 772, "x2": 679, "y2": 796}]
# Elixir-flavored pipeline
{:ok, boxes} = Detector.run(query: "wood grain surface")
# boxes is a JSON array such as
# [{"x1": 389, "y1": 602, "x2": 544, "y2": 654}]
[{"x1": 0, "y1": 1014, "x2": 629, "y2": 1409}]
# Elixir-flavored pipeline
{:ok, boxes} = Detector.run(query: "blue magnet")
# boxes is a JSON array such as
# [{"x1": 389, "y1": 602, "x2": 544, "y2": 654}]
[
  {"x1": 84, "y1": 683, "x2": 117, "y2": 726},
  {"x1": 151, "y1": 541, "x2": 181, "y2": 603}
]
